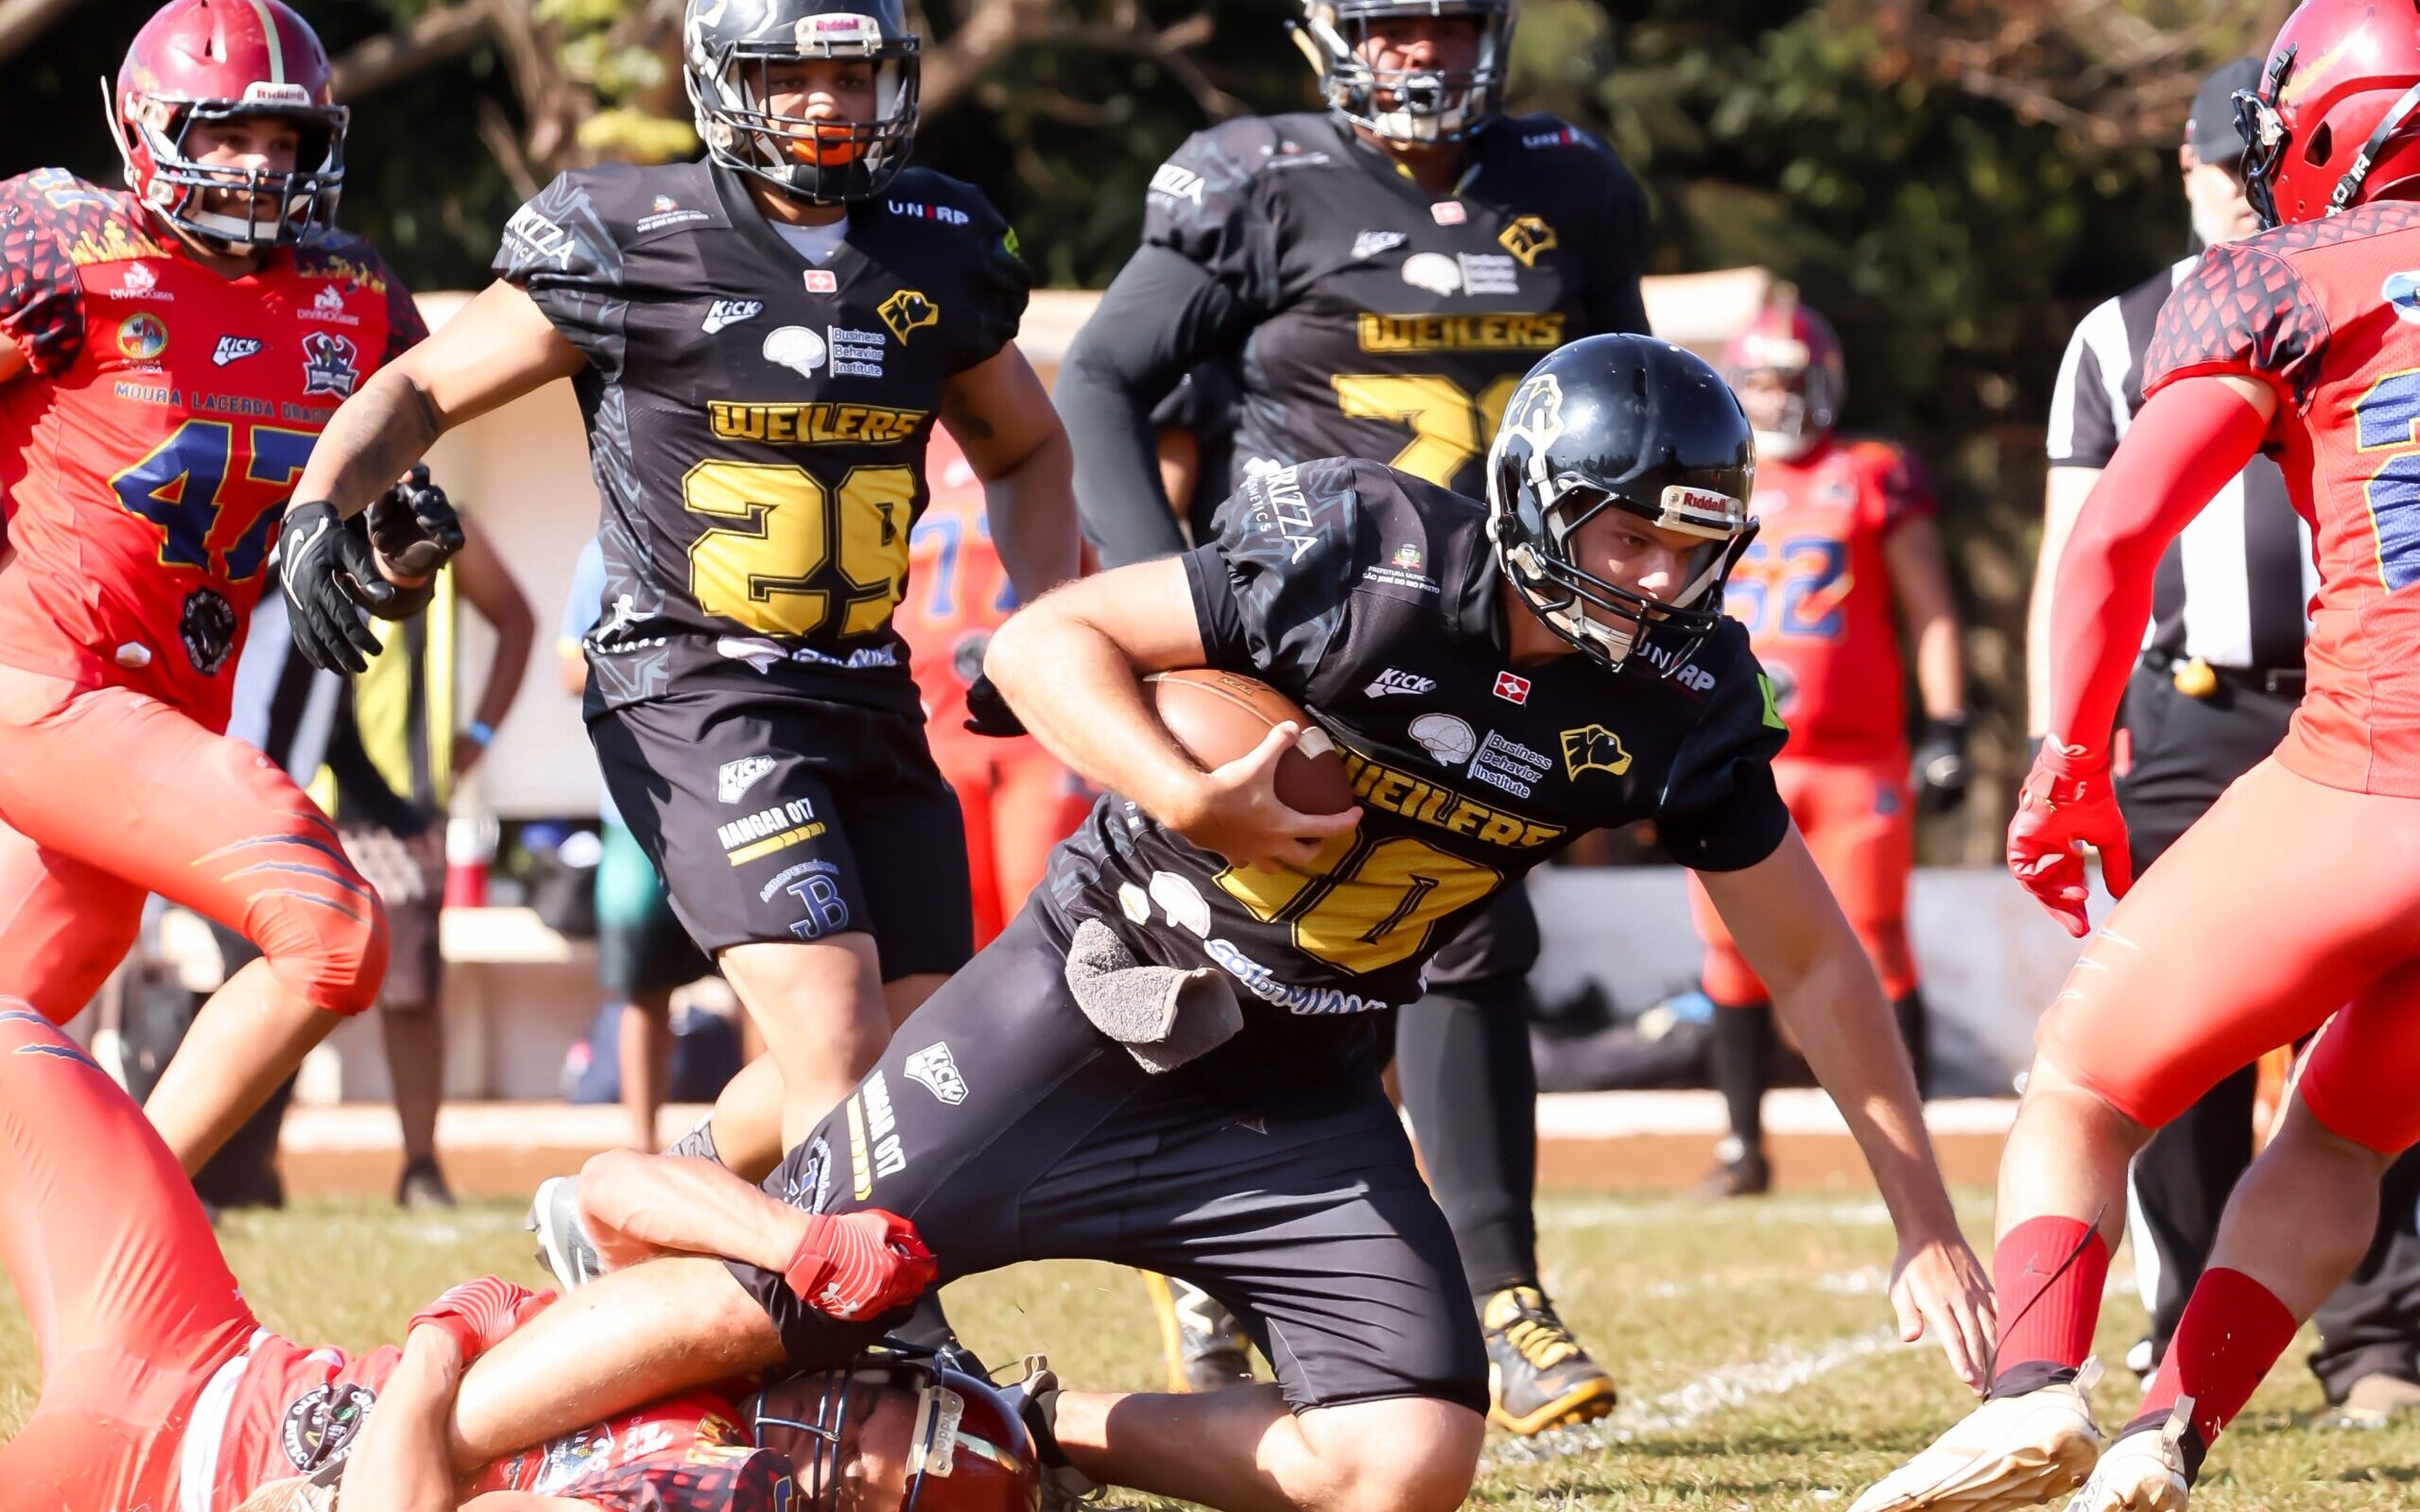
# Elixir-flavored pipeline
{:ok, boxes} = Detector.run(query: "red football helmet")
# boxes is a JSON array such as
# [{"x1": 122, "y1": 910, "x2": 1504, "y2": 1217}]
[
  {"x1": 107, "y1": 0, "x2": 346, "y2": 248},
  {"x1": 2237, "y1": 0, "x2": 2420, "y2": 229},
  {"x1": 1722, "y1": 298, "x2": 1844, "y2": 463},
  {"x1": 745, "y1": 1349, "x2": 1044, "y2": 1512}
]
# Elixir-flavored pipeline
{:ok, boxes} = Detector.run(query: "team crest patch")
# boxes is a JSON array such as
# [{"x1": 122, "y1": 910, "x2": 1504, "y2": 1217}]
[
  {"x1": 282, "y1": 1381, "x2": 377, "y2": 1471},
  {"x1": 1497, "y1": 215, "x2": 1559, "y2": 267},
  {"x1": 534, "y1": 1422, "x2": 614, "y2": 1493},
  {"x1": 115, "y1": 312, "x2": 168, "y2": 361},
  {"x1": 877, "y1": 286, "x2": 941, "y2": 343},
  {"x1": 180, "y1": 587, "x2": 238, "y2": 675},
  {"x1": 1500, "y1": 373, "x2": 1564, "y2": 453},
  {"x1": 2387, "y1": 269, "x2": 2420, "y2": 325},
  {"x1": 1559, "y1": 723, "x2": 1633, "y2": 779},
  {"x1": 905, "y1": 1041, "x2": 967, "y2": 1105},
  {"x1": 301, "y1": 332, "x2": 360, "y2": 398}
]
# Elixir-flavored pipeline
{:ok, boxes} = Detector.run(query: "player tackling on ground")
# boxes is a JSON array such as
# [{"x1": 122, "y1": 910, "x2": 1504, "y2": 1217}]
[
  {"x1": 1851, "y1": 4, "x2": 2420, "y2": 1509},
  {"x1": 0, "y1": 0, "x2": 459, "y2": 1171},
  {"x1": 452, "y1": 334, "x2": 1993, "y2": 1512}
]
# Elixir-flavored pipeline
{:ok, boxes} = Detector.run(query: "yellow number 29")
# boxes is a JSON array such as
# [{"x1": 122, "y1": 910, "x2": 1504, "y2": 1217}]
[{"x1": 683, "y1": 459, "x2": 914, "y2": 639}]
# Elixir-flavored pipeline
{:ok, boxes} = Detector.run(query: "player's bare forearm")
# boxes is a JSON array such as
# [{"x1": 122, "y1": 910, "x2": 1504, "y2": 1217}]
[
  {"x1": 577, "y1": 1147, "x2": 811, "y2": 1273},
  {"x1": 1703, "y1": 834, "x2": 1958, "y2": 1236},
  {"x1": 338, "y1": 1328, "x2": 468, "y2": 1512},
  {"x1": 299, "y1": 365, "x2": 443, "y2": 519},
  {"x1": 984, "y1": 558, "x2": 1213, "y2": 823},
  {"x1": 447, "y1": 1257, "x2": 784, "y2": 1472},
  {"x1": 1884, "y1": 519, "x2": 1966, "y2": 718},
  {"x1": 945, "y1": 347, "x2": 1081, "y2": 600}
]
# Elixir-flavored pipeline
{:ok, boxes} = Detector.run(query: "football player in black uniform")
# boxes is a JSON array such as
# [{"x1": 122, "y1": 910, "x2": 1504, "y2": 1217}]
[
  {"x1": 287, "y1": 0, "x2": 1080, "y2": 1186},
  {"x1": 432, "y1": 336, "x2": 1994, "y2": 1512},
  {"x1": 1054, "y1": 0, "x2": 1650, "y2": 1430}
]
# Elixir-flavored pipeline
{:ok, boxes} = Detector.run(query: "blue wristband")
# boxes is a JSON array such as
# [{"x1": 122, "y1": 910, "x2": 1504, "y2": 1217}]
[{"x1": 464, "y1": 720, "x2": 496, "y2": 747}]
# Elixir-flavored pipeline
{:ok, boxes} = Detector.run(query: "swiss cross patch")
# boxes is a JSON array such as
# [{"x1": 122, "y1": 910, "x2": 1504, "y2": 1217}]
[{"x1": 1493, "y1": 671, "x2": 1530, "y2": 705}]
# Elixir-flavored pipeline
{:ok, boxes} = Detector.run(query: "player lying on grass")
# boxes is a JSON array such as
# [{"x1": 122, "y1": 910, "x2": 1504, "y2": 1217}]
[
  {"x1": 0, "y1": 1004, "x2": 1008, "y2": 1512},
  {"x1": 444, "y1": 333, "x2": 1994, "y2": 1512},
  {"x1": 1851, "y1": 4, "x2": 2420, "y2": 1510}
]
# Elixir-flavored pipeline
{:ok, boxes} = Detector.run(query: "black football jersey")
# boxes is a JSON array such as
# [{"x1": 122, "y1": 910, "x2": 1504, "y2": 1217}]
[
  {"x1": 1145, "y1": 112, "x2": 1650, "y2": 497},
  {"x1": 1036, "y1": 457, "x2": 1789, "y2": 1098},
  {"x1": 495, "y1": 158, "x2": 1028, "y2": 713}
]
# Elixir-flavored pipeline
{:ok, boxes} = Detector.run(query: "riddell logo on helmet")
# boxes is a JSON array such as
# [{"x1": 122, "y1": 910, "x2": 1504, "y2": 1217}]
[{"x1": 240, "y1": 82, "x2": 313, "y2": 107}]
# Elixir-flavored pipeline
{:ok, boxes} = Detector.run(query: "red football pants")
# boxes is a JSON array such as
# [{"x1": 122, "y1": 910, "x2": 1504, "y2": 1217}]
[
  {"x1": 0, "y1": 1007, "x2": 258, "y2": 1512},
  {"x1": 0, "y1": 665, "x2": 387, "y2": 1019},
  {"x1": 931, "y1": 735, "x2": 1096, "y2": 949},
  {"x1": 2038, "y1": 756, "x2": 2420, "y2": 1152},
  {"x1": 1689, "y1": 755, "x2": 1918, "y2": 1003}
]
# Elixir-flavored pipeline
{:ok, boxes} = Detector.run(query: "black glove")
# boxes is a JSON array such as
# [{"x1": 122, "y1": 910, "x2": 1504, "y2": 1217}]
[
  {"x1": 366, "y1": 464, "x2": 465, "y2": 579},
  {"x1": 280, "y1": 500, "x2": 395, "y2": 674},
  {"x1": 1911, "y1": 713, "x2": 1972, "y2": 815},
  {"x1": 962, "y1": 672, "x2": 1028, "y2": 738}
]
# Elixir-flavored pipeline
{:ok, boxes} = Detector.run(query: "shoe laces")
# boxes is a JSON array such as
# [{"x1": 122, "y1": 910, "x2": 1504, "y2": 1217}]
[{"x1": 1492, "y1": 1287, "x2": 1582, "y2": 1371}]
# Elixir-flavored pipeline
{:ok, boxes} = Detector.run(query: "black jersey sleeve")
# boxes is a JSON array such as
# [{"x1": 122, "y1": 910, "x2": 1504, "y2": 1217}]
[
  {"x1": 938, "y1": 182, "x2": 1032, "y2": 374},
  {"x1": 1180, "y1": 456, "x2": 1372, "y2": 698},
  {"x1": 491, "y1": 167, "x2": 634, "y2": 380},
  {"x1": 1140, "y1": 121, "x2": 1283, "y2": 307},
  {"x1": 1580, "y1": 139, "x2": 1653, "y2": 335},
  {"x1": 1655, "y1": 631, "x2": 1792, "y2": 871},
  {"x1": 1061, "y1": 246, "x2": 1255, "y2": 567}
]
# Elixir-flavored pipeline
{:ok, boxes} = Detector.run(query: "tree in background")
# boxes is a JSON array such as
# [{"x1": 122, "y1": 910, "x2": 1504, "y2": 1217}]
[{"x1": 0, "y1": 0, "x2": 2295, "y2": 845}]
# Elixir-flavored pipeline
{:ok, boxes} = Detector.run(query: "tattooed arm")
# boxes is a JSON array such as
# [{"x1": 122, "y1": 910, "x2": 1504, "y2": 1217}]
[
  {"x1": 941, "y1": 344, "x2": 1080, "y2": 604},
  {"x1": 293, "y1": 280, "x2": 586, "y2": 520}
]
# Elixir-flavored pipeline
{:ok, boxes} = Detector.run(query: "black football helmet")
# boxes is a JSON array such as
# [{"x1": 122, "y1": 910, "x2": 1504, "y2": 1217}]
[
  {"x1": 743, "y1": 1345, "x2": 1044, "y2": 1512},
  {"x1": 1485, "y1": 334, "x2": 1757, "y2": 675},
  {"x1": 684, "y1": 0, "x2": 920, "y2": 203},
  {"x1": 1289, "y1": 0, "x2": 1514, "y2": 146}
]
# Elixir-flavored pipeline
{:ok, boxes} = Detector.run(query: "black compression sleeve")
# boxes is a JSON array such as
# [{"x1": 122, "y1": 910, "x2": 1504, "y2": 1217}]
[{"x1": 1057, "y1": 246, "x2": 1253, "y2": 568}]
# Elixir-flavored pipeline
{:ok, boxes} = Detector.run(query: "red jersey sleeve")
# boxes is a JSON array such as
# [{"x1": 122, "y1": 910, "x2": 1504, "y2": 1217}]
[
  {"x1": 0, "y1": 169, "x2": 95, "y2": 379},
  {"x1": 2143, "y1": 240, "x2": 2329, "y2": 407},
  {"x1": 1854, "y1": 439, "x2": 1933, "y2": 536},
  {"x1": 379, "y1": 257, "x2": 427, "y2": 365}
]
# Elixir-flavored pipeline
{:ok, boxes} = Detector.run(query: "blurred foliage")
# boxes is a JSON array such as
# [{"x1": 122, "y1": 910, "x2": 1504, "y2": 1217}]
[{"x1": 0, "y1": 0, "x2": 2292, "y2": 846}]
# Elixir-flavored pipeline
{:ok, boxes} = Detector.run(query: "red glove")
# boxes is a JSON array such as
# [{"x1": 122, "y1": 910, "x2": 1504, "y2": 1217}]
[
  {"x1": 406, "y1": 1275, "x2": 556, "y2": 1363},
  {"x1": 783, "y1": 1210, "x2": 936, "y2": 1320},
  {"x1": 2007, "y1": 747, "x2": 2135, "y2": 938}
]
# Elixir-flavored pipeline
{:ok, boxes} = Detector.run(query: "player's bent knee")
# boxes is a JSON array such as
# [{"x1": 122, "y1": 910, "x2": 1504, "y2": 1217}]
[
  {"x1": 258, "y1": 885, "x2": 390, "y2": 1017},
  {"x1": 1300, "y1": 1399, "x2": 1482, "y2": 1512}
]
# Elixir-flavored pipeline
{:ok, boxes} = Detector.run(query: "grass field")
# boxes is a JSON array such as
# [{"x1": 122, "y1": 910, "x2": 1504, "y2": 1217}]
[{"x1": 5, "y1": 1186, "x2": 2415, "y2": 1508}]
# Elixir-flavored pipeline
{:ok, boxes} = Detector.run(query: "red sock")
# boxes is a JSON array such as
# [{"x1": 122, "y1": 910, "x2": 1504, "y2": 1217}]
[
  {"x1": 2136, "y1": 1267, "x2": 2297, "y2": 1446},
  {"x1": 1989, "y1": 1216, "x2": 2109, "y2": 1389}
]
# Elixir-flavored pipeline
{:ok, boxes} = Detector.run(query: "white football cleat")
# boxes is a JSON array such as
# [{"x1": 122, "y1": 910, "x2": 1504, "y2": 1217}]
[
  {"x1": 526, "y1": 1173, "x2": 606, "y2": 1291},
  {"x1": 1848, "y1": 1360, "x2": 2105, "y2": 1512},
  {"x1": 2062, "y1": 1400, "x2": 2194, "y2": 1512}
]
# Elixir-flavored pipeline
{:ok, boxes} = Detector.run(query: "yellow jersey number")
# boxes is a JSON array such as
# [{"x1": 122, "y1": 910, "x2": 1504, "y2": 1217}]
[
  {"x1": 1215, "y1": 832, "x2": 1501, "y2": 974},
  {"x1": 1329, "y1": 373, "x2": 1525, "y2": 487},
  {"x1": 683, "y1": 459, "x2": 914, "y2": 639}
]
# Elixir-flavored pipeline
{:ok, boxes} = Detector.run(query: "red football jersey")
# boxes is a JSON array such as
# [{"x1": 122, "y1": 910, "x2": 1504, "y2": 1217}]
[
  {"x1": 182, "y1": 1327, "x2": 789, "y2": 1511},
  {"x1": 2144, "y1": 200, "x2": 2420, "y2": 797},
  {"x1": 0, "y1": 167, "x2": 424, "y2": 732},
  {"x1": 1719, "y1": 435, "x2": 1931, "y2": 764}
]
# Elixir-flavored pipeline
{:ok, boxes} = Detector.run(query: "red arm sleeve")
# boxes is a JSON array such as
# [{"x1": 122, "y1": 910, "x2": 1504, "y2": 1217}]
[{"x1": 2041, "y1": 376, "x2": 2273, "y2": 772}]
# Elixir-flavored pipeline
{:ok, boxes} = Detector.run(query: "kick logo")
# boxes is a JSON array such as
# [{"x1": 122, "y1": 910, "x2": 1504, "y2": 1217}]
[
  {"x1": 701, "y1": 299, "x2": 763, "y2": 334},
  {"x1": 904, "y1": 1042, "x2": 967, "y2": 1106},
  {"x1": 717, "y1": 755, "x2": 775, "y2": 803},
  {"x1": 1365, "y1": 667, "x2": 1436, "y2": 698}
]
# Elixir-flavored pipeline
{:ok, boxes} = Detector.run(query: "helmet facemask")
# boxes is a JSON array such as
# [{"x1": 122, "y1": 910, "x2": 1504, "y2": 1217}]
[
  {"x1": 1294, "y1": 1, "x2": 1512, "y2": 146},
  {"x1": 110, "y1": 81, "x2": 345, "y2": 249},
  {"x1": 2235, "y1": 46, "x2": 2294, "y2": 231},
  {"x1": 1727, "y1": 335, "x2": 1838, "y2": 463},
  {"x1": 688, "y1": 11, "x2": 920, "y2": 204}
]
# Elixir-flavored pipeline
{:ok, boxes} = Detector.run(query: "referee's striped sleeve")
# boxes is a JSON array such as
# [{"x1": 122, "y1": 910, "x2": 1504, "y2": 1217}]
[{"x1": 2047, "y1": 297, "x2": 2123, "y2": 468}]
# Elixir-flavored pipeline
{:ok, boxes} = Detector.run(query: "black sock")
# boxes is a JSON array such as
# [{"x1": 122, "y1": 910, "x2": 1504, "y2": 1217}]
[
  {"x1": 1709, "y1": 999, "x2": 1773, "y2": 1153},
  {"x1": 1394, "y1": 977, "x2": 1541, "y2": 1297},
  {"x1": 1893, "y1": 988, "x2": 1931, "y2": 1099}
]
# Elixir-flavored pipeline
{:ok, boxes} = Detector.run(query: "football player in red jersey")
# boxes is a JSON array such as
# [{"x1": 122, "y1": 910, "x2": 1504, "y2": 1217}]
[
  {"x1": 1688, "y1": 299, "x2": 1969, "y2": 1195},
  {"x1": 0, "y1": 0, "x2": 460, "y2": 1172},
  {"x1": 0, "y1": 1005, "x2": 982, "y2": 1512},
  {"x1": 896, "y1": 428, "x2": 1095, "y2": 948},
  {"x1": 1854, "y1": 5, "x2": 2420, "y2": 1509}
]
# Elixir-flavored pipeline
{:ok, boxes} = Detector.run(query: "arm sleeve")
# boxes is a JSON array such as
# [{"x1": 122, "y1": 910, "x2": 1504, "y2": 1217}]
[
  {"x1": 0, "y1": 173, "x2": 88, "y2": 379},
  {"x1": 1059, "y1": 246, "x2": 1255, "y2": 567},
  {"x1": 2143, "y1": 241, "x2": 2328, "y2": 407},
  {"x1": 1178, "y1": 457, "x2": 1368, "y2": 699},
  {"x1": 491, "y1": 170, "x2": 628, "y2": 380},
  {"x1": 2041, "y1": 376, "x2": 2272, "y2": 766},
  {"x1": 1657, "y1": 644, "x2": 1793, "y2": 871},
  {"x1": 2046, "y1": 309, "x2": 2120, "y2": 466}
]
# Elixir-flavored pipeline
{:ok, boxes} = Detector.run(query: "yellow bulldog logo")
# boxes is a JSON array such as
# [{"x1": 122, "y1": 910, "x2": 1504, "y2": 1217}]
[
  {"x1": 1560, "y1": 723, "x2": 1634, "y2": 780},
  {"x1": 1498, "y1": 214, "x2": 1560, "y2": 267},
  {"x1": 877, "y1": 287, "x2": 941, "y2": 343}
]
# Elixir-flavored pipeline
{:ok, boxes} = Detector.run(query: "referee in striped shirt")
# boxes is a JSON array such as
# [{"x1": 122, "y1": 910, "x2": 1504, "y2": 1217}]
[{"x1": 2031, "y1": 59, "x2": 2420, "y2": 1419}]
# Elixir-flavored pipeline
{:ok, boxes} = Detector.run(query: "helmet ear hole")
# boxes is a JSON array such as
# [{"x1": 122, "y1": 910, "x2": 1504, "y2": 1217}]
[{"x1": 2308, "y1": 122, "x2": 2333, "y2": 166}]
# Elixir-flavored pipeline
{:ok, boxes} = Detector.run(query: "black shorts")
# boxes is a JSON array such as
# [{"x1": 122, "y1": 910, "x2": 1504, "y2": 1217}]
[
  {"x1": 727, "y1": 906, "x2": 1487, "y2": 1415},
  {"x1": 592, "y1": 691, "x2": 973, "y2": 980},
  {"x1": 1418, "y1": 886, "x2": 1541, "y2": 989}
]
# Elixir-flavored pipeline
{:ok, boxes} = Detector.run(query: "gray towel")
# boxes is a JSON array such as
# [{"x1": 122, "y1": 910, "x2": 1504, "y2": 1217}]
[{"x1": 1063, "y1": 918, "x2": 1243, "y2": 1074}]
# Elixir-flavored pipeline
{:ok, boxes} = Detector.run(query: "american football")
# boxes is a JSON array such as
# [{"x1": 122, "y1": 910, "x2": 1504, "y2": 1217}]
[{"x1": 1144, "y1": 667, "x2": 1357, "y2": 816}]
